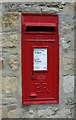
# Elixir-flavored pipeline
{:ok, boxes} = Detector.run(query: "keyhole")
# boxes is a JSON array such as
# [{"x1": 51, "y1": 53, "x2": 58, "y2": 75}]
[{"x1": 32, "y1": 72, "x2": 34, "y2": 76}]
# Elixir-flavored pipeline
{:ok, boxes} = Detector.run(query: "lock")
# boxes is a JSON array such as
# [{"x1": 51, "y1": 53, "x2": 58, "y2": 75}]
[{"x1": 31, "y1": 72, "x2": 36, "y2": 80}]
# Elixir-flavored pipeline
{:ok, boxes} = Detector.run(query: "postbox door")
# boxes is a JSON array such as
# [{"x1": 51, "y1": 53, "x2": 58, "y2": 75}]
[{"x1": 22, "y1": 39, "x2": 59, "y2": 104}]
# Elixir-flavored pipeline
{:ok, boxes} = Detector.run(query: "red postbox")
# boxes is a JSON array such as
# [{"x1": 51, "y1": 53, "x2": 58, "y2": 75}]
[{"x1": 21, "y1": 14, "x2": 59, "y2": 104}]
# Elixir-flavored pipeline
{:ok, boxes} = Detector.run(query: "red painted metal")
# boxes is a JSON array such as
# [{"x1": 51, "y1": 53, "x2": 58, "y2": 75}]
[{"x1": 21, "y1": 14, "x2": 59, "y2": 104}]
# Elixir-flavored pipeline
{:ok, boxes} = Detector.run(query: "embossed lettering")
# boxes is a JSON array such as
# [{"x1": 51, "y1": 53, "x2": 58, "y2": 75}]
[
  {"x1": 35, "y1": 82, "x2": 51, "y2": 93},
  {"x1": 35, "y1": 83, "x2": 42, "y2": 93},
  {"x1": 42, "y1": 83, "x2": 51, "y2": 93}
]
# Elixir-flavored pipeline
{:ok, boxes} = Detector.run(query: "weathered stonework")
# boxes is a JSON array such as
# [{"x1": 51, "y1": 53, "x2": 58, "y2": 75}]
[
  {"x1": 7, "y1": 108, "x2": 18, "y2": 118},
  {"x1": 0, "y1": 3, "x2": 2, "y2": 120},
  {"x1": 2, "y1": 98, "x2": 17, "y2": 105},
  {"x1": 63, "y1": 57, "x2": 74, "y2": 75},
  {"x1": 2, "y1": 13, "x2": 19, "y2": 29},
  {"x1": 3, "y1": 32, "x2": 18, "y2": 48},
  {"x1": 63, "y1": 75, "x2": 74, "y2": 93},
  {"x1": 8, "y1": 54, "x2": 19, "y2": 70},
  {"x1": 1, "y1": 2, "x2": 75, "y2": 119},
  {"x1": 2, "y1": 76, "x2": 18, "y2": 94}
]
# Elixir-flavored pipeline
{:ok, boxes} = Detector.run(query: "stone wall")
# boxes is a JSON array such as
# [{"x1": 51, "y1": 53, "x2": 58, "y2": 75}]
[
  {"x1": 1, "y1": 2, "x2": 75, "y2": 119},
  {"x1": 0, "y1": 2, "x2": 2, "y2": 120}
]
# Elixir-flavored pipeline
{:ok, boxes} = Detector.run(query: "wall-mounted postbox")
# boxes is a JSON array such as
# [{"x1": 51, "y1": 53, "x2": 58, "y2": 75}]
[{"x1": 21, "y1": 14, "x2": 59, "y2": 104}]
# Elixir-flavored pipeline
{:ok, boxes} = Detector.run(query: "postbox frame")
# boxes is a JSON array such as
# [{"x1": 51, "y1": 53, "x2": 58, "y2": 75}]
[{"x1": 21, "y1": 13, "x2": 59, "y2": 104}]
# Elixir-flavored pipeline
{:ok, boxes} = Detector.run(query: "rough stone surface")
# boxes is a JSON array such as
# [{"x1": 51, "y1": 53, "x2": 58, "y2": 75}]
[
  {"x1": 2, "y1": 106, "x2": 8, "y2": 118},
  {"x1": 65, "y1": 97, "x2": 75, "y2": 105},
  {"x1": 63, "y1": 75, "x2": 74, "y2": 93},
  {"x1": 51, "y1": 108, "x2": 72, "y2": 118},
  {"x1": 38, "y1": 108, "x2": 58, "y2": 117},
  {"x1": 61, "y1": 38, "x2": 71, "y2": 50},
  {"x1": 2, "y1": 76, "x2": 18, "y2": 94},
  {"x1": 2, "y1": 2, "x2": 65, "y2": 13},
  {"x1": 41, "y1": 7, "x2": 59, "y2": 13},
  {"x1": 2, "y1": 13, "x2": 19, "y2": 30},
  {"x1": 8, "y1": 109, "x2": 18, "y2": 118},
  {"x1": 2, "y1": 98, "x2": 17, "y2": 105},
  {"x1": 63, "y1": 57, "x2": 74, "y2": 75},
  {"x1": 1, "y1": 2, "x2": 75, "y2": 119},
  {"x1": 38, "y1": 108, "x2": 72, "y2": 118},
  {"x1": 9, "y1": 54, "x2": 19, "y2": 70},
  {"x1": 28, "y1": 110, "x2": 36, "y2": 118},
  {"x1": 3, "y1": 32, "x2": 18, "y2": 48}
]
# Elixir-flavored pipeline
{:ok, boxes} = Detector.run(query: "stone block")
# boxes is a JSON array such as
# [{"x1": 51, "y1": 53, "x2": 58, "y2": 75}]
[
  {"x1": 8, "y1": 108, "x2": 18, "y2": 118},
  {"x1": 9, "y1": 54, "x2": 19, "y2": 70},
  {"x1": 2, "y1": 76, "x2": 18, "y2": 94},
  {"x1": 61, "y1": 38, "x2": 71, "y2": 50},
  {"x1": 38, "y1": 108, "x2": 58, "y2": 118},
  {"x1": 42, "y1": 6, "x2": 59, "y2": 13},
  {"x1": 44, "y1": 108, "x2": 72, "y2": 118},
  {"x1": 2, "y1": 106, "x2": 8, "y2": 118},
  {"x1": 52, "y1": 108, "x2": 72, "y2": 118},
  {"x1": 63, "y1": 75, "x2": 74, "y2": 93},
  {"x1": 2, "y1": 2, "x2": 65, "y2": 13},
  {"x1": 7, "y1": 104, "x2": 17, "y2": 111},
  {"x1": 61, "y1": 33, "x2": 74, "y2": 51},
  {"x1": 63, "y1": 57, "x2": 74, "y2": 74},
  {"x1": 2, "y1": 98, "x2": 17, "y2": 105},
  {"x1": 7, "y1": 107, "x2": 23, "y2": 118},
  {"x1": 2, "y1": 13, "x2": 19, "y2": 29},
  {"x1": 28, "y1": 110, "x2": 36, "y2": 118},
  {"x1": 65, "y1": 97, "x2": 74, "y2": 105},
  {"x1": 3, "y1": 32, "x2": 18, "y2": 48},
  {"x1": 29, "y1": 5, "x2": 41, "y2": 13}
]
